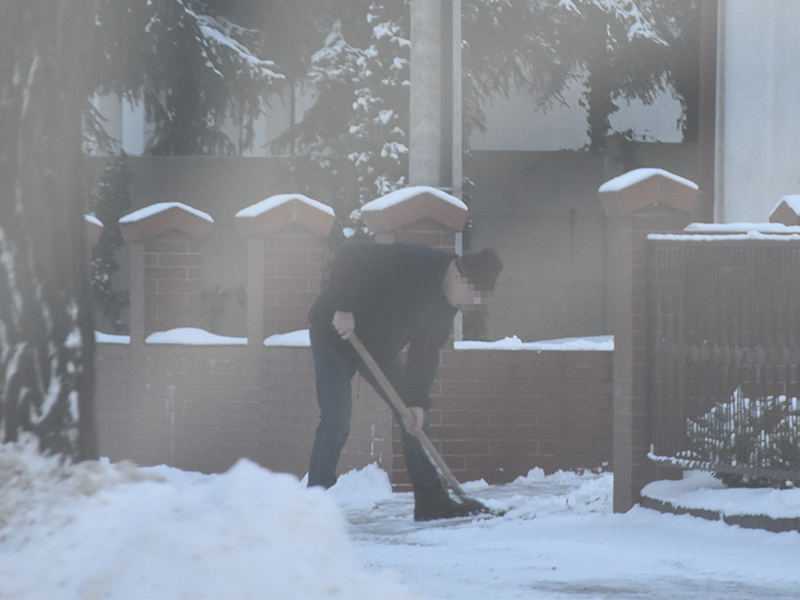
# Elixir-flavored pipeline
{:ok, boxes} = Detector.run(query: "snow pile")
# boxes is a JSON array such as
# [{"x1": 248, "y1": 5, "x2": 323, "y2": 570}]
[
  {"x1": 328, "y1": 463, "x2": 613, "y2": 522},
  {"x1": 0, "y1": 436, "x2": 416, "y2": 600},
  {"x1": 4, "y1": 446, "x2": 800, "y2": 600},
  {"x1": 327, "y1": 462, "x2": 395, "y2": 510},
  {"x1": 470, "y1": 468, "x2": 613, "y2": 519}
]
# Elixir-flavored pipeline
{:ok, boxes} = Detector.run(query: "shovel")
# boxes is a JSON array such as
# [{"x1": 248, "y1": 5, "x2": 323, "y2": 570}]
[{"x1": 349, "y1": 333, "x2": 497, "y2": 516}]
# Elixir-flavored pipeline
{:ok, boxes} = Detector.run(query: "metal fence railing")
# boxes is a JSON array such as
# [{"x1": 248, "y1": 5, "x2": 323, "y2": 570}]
[{"x1": 647, "y1": 232, "x2": 800, "y2": 483}]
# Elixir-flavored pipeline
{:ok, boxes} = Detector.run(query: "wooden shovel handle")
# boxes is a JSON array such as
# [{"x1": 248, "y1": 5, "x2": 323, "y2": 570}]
[{"x1": 349, "y1": 333, "x2": 469, "y2": 501}]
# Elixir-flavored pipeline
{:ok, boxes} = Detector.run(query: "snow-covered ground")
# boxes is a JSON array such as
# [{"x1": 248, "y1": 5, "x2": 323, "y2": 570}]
[{"x1": 2, "y1": 436, "x2": 800, "y2": 600}]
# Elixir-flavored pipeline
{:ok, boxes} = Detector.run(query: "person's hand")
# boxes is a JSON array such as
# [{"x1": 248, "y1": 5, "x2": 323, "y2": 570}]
[
  {"x1": 332, "y1": 311, "x2": 355, "y2": 340},
  {"x1": 402, "y1": 406, "x2": 425, "y2": 435}
]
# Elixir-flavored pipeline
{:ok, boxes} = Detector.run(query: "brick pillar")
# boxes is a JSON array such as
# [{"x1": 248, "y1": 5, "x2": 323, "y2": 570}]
[
  {"x1": 360, "y1": 185, "x2": 468, "y2": 255},
  {"x1": 360, "y1": 185, "x2": 468, "y2": 489},
  {"x1": 600, "y1": 168, "x2": 699, "y2": 513},
  {"x1": 235, "y1": 194, "x2": 336, "y2": 345},
  {"x1": 119, "y1": 202, "x2": 213, "y2": 343}
]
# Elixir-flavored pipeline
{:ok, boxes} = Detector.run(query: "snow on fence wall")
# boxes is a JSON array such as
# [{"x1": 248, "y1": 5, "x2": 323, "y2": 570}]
[{"x1": 94, "y1": 188, "x2": 614, "y2": 488}]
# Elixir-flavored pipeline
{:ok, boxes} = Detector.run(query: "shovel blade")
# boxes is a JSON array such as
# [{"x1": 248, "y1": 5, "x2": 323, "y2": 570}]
[{"x1": 458, "y1": 496, "x2": 505, "y2": 517}]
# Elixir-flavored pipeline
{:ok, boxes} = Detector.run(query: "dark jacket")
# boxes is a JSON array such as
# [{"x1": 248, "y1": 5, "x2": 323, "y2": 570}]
[{"x1": 308, "y1": 242, "x2": 457, "y2": 410}]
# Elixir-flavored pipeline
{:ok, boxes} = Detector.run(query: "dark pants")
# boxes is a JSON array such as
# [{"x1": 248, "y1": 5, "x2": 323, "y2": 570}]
[{"x1": 307, "y1": 326, "x2": 440, "y2": 491}]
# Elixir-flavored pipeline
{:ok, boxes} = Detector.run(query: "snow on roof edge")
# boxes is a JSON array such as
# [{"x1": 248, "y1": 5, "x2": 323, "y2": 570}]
[
  {"x1": 119, "y1": 202, "x2": 213, "y2": 224},
  {"x1": 235, "y1": 194, "x2": 335, "y2": 218},
  {"x1": 95, "y1": 331, "x2": 130, "y2": 344},
  {"x1": 455, "y1": 335, "x2": 613, "y2": 351},
  {"x1": 598, "y1": 168, "x2": 698, "y2": 193},
  {"x1": 361, "y1": 186, "x2": 468, "y2": 212},
  {"x1": 775, "y1": 194, "x2": 800, "y2": 214},
  {"x1": 650, "y1": 232, "x2": 800, "y2": 242},
  {"x1": 684, "y1": 221, "x2": 800, "y2": 234},
  {"x1": 145, "y1": 328, "x2": 246, "y2": 345},
  {"x1": 264, "y1": 330, "x2": 311, "y2": 347},
  {"x1": 651, "y1": 221, "x2": 800, "y2": 241}
]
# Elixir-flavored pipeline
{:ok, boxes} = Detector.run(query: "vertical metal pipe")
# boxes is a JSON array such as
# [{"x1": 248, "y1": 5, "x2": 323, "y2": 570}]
[
  {"x1": 409, "y1": 0, "x2": 443, "y2": 186},
  {"x1": 451, "y1": 0, "x2": 464, "y2": 341},
  {"x1": 451, "y1": 0, "x2": 462, "y2": 201}
]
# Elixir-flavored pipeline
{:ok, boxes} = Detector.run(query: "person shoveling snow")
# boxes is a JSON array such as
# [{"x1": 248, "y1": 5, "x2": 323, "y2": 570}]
[{"x1": 307, "y1": 241, "x2": 503, "y2": 521}]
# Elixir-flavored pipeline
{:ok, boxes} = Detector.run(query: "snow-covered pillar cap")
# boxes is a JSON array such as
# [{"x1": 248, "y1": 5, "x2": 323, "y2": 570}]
[
  {"x1": 599, "y1": 168, "x2": 699, "y2": 217},
  {"x1": 360, "y1": 185, "x2": 468, "y2": 234},
  {"x1": 119, "y1": 202, "x2": 213, "y2": 242},
  {"x1": 235, "y1": 194, "x2": 335, "y2": 342},
  {"x1": 84, "y1": 214, "x2": 103, "y2": 248},
  {"x1": 234, "y1": 194, "x2": 335, "y2": 237},
  {"x1": 769, "y1": 195, "x2": 800, "y2": 226}
]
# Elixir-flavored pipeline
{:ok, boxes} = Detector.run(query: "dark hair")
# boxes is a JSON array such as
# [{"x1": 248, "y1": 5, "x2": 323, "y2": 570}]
[{"x1": 456, "y1": 247, "x2": 503, "y2": 292}]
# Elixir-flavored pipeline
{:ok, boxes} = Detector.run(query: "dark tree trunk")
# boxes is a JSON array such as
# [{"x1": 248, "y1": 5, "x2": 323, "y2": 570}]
[{"x1": 0, "y1": 0, "x2": 98, "y2": 460}]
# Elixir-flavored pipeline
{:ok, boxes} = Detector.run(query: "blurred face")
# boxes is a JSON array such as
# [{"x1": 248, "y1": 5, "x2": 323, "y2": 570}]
[{"x1": 442, "y1": 259, "x2": 482, "y2": 309}]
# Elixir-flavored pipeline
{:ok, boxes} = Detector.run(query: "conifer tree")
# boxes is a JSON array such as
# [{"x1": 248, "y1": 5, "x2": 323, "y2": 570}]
[
  {"x1": 0, "y1": 0, "x2": 98, "y2": 459},
  {"x1": 90, "y1": 155, "x2": 133, "y2": 334},
  {"x1": 89, "y1": 0, "x2": 284, "y2": 155},
  {"x1": 271, "y1": 1, "x2": 410, "y2": 240}
]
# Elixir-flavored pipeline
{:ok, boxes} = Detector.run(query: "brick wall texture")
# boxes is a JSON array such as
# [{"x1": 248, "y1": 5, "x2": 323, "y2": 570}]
[
  {"x1": 96, "y1": 343, "x2": 395, "y2": 477},
  {"x1": 261, "y1": 224, "x2": 329, "y2": 336},
  {"x1": 143, "y1": 230, "x2": 203, "y2": 337},
  {"x1": 95, "y1": 342, "x2": 612, "y2": 485},
  {"x1": 375, "y1": 218, "x2": 458, "y2": 252},
  {"x1": 391, "y1": 347, "x2": 612, "y2": 490}
]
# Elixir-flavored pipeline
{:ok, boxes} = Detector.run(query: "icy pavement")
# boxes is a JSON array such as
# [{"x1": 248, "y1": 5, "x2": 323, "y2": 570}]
[{"x1": 331, "y1": 467, "x2": 800, "y2": 600}]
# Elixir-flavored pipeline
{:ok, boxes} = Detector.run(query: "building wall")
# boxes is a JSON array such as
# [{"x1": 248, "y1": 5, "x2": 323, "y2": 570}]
[
  {"x1": 470, "y1": 77, "x2": 685, "y2": 152},
  {"x1": 715, "y1": 0, "x2": 800, "y2": 222},
  {"x1": 465, "y1": 143, "x2": 699, "y2": 343}
]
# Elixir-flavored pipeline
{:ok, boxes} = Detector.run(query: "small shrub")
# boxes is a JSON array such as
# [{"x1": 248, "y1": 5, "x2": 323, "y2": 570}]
[{"x1": 685, "y1": 390, "x2": 800, "y2": 489}]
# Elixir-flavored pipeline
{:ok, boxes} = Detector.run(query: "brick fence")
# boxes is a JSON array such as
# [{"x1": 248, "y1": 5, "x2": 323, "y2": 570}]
[
  {"x1": 96, "y1": 343, "x2": 393, "y2": 477},
  {"x1": 92, "y1": 177, "x2": 696, "y2": 502},
  {"x1": 415, "y1": 346, "x2": 613, "y2": 488}
]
